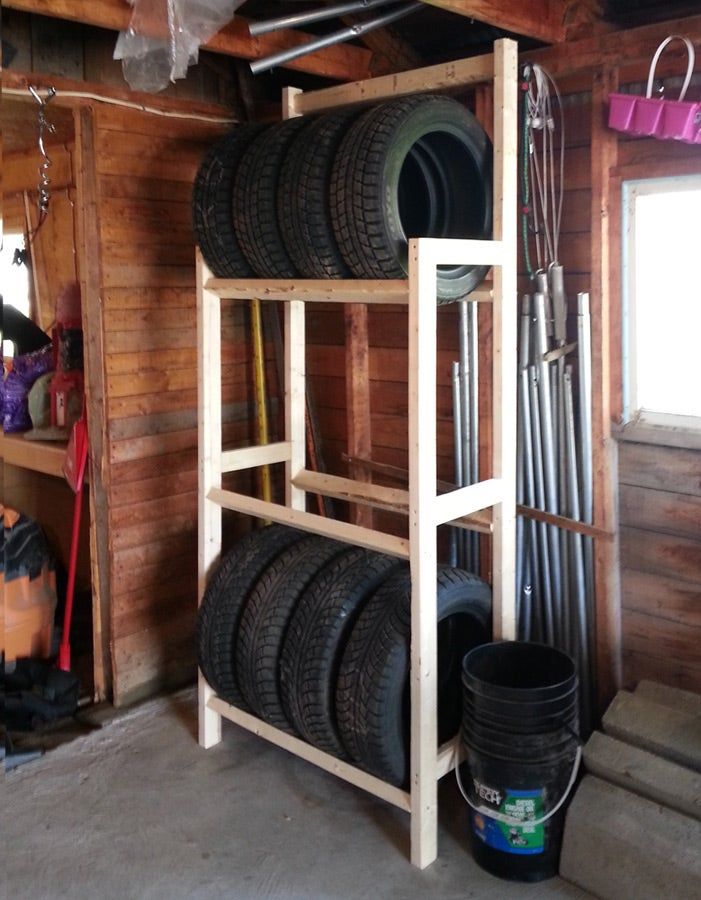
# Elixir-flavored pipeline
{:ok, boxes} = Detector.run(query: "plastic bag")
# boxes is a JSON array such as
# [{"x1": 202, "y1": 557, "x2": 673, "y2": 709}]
[
  {"x1": 1, "y1": 343, "x2": 54, "y2": 433},
  {"x1": 114, "y1": 0, "x2": 245, "y2": 93}
]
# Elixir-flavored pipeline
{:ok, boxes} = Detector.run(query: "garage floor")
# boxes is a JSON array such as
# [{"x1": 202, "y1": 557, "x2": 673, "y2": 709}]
[{"x1": 5, "y1": 688, "x2": 589, "y2": 899}]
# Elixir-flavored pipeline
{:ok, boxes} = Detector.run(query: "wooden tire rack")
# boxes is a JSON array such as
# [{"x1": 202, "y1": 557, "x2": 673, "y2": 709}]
[{"x1": 197, "y1": 39, "x2": 518, "y2": 869}]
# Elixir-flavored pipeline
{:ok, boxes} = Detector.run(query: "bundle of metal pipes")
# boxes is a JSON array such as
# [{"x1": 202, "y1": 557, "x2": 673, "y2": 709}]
[{"x1": 516, "y1": 277, "x2": 595, "y2": 734}]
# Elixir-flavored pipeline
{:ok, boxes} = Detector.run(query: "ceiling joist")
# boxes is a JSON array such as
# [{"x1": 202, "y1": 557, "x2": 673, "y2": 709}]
[
  {"x1": 419, "y1": 0, "x2": 568, "y2": 44},
  {"x1": 3, "y1": 0, "x2": 374, "y2": 82}
]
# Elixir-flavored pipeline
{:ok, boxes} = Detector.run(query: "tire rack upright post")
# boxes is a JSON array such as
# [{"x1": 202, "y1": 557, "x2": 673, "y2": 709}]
[{"x1": 197, "y1": 38, "x2": 518, "y2": 870}]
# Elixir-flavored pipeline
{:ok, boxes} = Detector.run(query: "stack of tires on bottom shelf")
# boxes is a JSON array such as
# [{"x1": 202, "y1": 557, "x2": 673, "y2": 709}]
[
  {"x1": 197, "y1": 525, "x2": 492, "y2": 788},
  {"x1": 192, "y1": 94, "x2": 492, "y2": 304}
]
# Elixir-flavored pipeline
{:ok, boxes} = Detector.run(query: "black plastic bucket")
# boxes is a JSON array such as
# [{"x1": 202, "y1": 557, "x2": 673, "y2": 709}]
[{"x1": 460, "y1": 641, "x2": 580, "y2": 882}]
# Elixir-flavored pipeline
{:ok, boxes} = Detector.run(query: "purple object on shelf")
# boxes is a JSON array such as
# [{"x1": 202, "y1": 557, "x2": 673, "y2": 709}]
[{"x1": 607, "y1": 35, "x2": 698, "y2": 144}]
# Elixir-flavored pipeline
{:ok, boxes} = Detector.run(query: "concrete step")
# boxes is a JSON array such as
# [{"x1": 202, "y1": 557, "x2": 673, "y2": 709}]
[
  {"x1": 583, "y1": 731, "x2": 701, "y2": 820},
  {"x1": 560, "y1": 775, "x2": 701, "y2": 900},
  {"x1": 602, "y1": 690, "x2": 701, "y2": 773},
  {"x1": 635, "y1": 679, "x2": 701, "y2": 716}
]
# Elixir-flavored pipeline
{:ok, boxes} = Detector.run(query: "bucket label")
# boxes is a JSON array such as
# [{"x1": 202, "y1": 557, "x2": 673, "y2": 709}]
[{"x1": 471, "y1": 787, "x2": 545, "y2": 855}]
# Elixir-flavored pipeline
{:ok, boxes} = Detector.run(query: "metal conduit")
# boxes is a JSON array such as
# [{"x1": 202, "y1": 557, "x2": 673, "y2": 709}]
[
  {"x1": 250, "y1": 1, "x2": 421, "y2": 74},
  {"x1": 249, "y1": 0, "x2": 404, "y2": 35}
]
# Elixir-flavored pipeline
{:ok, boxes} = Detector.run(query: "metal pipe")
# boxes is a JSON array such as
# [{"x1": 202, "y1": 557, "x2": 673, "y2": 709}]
[
  {"x1": 519, "y1": 350, "x2": 544, "y2": 643},
  {"x1": 577, "y1": 291, "x2": 596, "y2": 710},
  {"x1": 250, "y1": 1, "x2": 421, "y2": 74},
  {"x1": 564, "y1": 366, "x2": 592, "y2": 735},
  {"x1": 249, "y1": 0, "x2": 403, "y2": 35},
  {"x1": 451, "y1": 360, "x2": 462, "y2": 568},
  {"x1": 577, "y1": 293, "x2": 593, "y2": 526},
  {"x1": 520, "y1": 544, "x2": 533, "y2": 642},
  {"x1": 527, "y1": 366, "x2": 556, "y2": 643},
  {"x1": 534, "y1": 292, "x2": 564, "y2": 645},
  {"x1": 535, "y1": 270, "x2": 553, "y2": 339},
  {"x1": 458, "y1": 301, "x2": 472, "y2": 571},
  {"x1": 468, "y1": 301, "x2": 480, "y2": 570},
  {"x1": 516, "y1": 296, "x2": 530, "y2": 635},
  {"x1": 548, "y1": 263, "x2": 567, "y2": 346}
]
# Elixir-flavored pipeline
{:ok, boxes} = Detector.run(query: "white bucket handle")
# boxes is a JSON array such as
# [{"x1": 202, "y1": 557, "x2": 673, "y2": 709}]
[
  {"x1": 455, "y1": 744, "x2": 582, "y2": 828},
  {"x1": 646, "y1": 35, "x2": 695, "y2": 101}
]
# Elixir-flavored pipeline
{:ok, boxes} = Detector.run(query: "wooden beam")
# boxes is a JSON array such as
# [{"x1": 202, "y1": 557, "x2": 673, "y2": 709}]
[
  {"x1": 73, "y1": 106, "x2": 113, "y2": 702},
  {"x1": 420, "y1": 0, "x2": 567, "y2": 44},
  {"x1": 590, "y1": 67, "x2": 622, "y2": 715},
  {"x1": 4, "y1": 0, "x2": 372, "y2": 82},
  {"x1": 528, "y1": 13, "x2": 701, "y2": 77},
  {"x1": 345, "y1": 305, "x2": 373, "y2": 528}
]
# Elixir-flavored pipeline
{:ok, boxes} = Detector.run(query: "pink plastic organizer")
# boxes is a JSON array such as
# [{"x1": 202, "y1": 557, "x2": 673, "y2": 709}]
[{"x1": 607, "y1": 35, "x2": 699, "y2": 144}]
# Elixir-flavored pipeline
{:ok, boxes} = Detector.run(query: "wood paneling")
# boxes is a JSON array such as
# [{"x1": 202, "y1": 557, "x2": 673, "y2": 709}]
[
  {"x1": 84, "y1": 103, "x2": 232, "y2": 705},
  {"x1": 619, "y1": 442, "x2": 701, "y2": 495},
  {"x1": 620, "y1": 442, "x2": 701, "y2": 694}
]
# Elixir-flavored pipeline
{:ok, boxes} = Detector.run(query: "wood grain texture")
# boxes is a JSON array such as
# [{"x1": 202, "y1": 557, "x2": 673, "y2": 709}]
[
  {"x1": 619, "y1": 442, "x2": 701, "y2": 497},
  {"x1": 621, "y1": 526, "x2": 701, "y2": 586},
  {"x1": 622, "y1": 568, "x2": 701, "y2": 629},
  {"x1": 620, "y1": 484, "x2": 701, "y2": 541},
  {"x1": 623, "y1": 649, "x2": 701, "y2": 695}
]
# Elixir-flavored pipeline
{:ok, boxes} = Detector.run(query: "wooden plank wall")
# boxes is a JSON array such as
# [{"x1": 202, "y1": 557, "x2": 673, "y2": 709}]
[
  {"x1": 87, "y1": 104, "x2": 258, "y2": 705},
  {"x1": 619, "y1": 442, "x2": 701, "y2": 692}
]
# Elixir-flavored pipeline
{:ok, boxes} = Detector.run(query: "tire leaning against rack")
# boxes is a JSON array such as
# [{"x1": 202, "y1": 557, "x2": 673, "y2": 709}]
[
  {"x1": 235, "y1": 534, "x2": 349, "y2": 732},
  {"x1": 192, "y1": 124, "x2": 268, "y2": 278},
  {"x1": 277, "y1": 108, "x2": 365, "y2": 279},
  {"x1": 196, "y1": 524, "x2": 306, "y2": 709},
  {"x1": 336, "y1": 566, "x2": 492, "y2": 787},
  {"x1": 330, "y1": 95, "x2": 492, "y2": 303},
  {"x1": 280, "y1": 547, "x2": 402, "y2": 757},
  {"x1": 232, "y1": 116, "x2": 313, "y2": 278}
]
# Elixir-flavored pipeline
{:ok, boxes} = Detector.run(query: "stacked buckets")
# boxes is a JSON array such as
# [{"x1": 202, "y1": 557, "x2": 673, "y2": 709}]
[{"x1": 460, "y1": 641, "x2": 580, "y2": 882}]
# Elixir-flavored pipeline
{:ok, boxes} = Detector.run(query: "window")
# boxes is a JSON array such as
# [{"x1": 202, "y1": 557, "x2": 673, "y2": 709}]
[
  {"x1": 622, "y1": 176, "x2": 701, "y2": 433},
  {"x1": 1, "y1": 232, "x2": 32, "y2": 357}
]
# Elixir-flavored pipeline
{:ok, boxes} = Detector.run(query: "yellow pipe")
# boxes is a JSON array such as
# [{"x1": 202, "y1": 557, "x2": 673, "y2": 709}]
[{"x1": 251, "y1": 297, "x2": 272, "y2": 504}]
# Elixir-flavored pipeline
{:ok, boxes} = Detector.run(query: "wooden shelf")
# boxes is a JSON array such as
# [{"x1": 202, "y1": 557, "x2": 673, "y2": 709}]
[
  {"x1": 0, "y1": 432, "x2": 68, "y2": 480},
  {"x1": 205, "y1": 277, "x2": 494, "y2": 305},
  {"x1": 197, "y1": 39, "x2": 518, "y2": 872}
]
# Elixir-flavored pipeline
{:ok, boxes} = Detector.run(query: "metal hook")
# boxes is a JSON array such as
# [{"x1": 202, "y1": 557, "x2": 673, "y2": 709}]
[{"x1": 27, "y1": 84, "x2": 57, "y2": 227}]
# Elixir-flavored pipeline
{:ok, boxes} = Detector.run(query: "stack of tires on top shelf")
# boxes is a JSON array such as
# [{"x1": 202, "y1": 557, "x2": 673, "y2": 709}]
[
  {"x1": 192, "y1": 94, "x2": 493, "y2": 304},
  {"x1": 197, "y1": 525, "x2": 492, "y2": 788}
]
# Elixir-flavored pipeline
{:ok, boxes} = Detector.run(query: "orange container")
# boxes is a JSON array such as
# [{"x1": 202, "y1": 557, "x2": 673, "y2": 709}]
[
  {"x1": 2, "y1": 505, "x2": 58, "y2": 661},
  {"x1": 2, "y1": 567, "x2": 57, "y2": 661}
]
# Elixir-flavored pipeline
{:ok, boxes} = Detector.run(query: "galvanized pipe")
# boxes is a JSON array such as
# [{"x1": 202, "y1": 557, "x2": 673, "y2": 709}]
[
  {"x1": 548, "y1": 263, "x2": 567, "y2": 345},
  {"x1": 577, "y1": 293, "x2": 593, "y2": 525},
  {"x1": 577, "y1": 291, "x2": 596, "y2": 704},
  {"x1": 249, "y1": 0, "x2": 403, "y2": 36},
  {"x1": 535, "y1": 270, "x2": 553, "y2": 339},
  {"x1": 458, "y1": 301, "x2": 472, "y2": 571},
  {"x1": 527, "y1": 366, "x2": 556, "y2": 643},
  {"x1": 564, "y1": 366, "x2": 592, "y2": 734},
  {"x1": 533, "y1": 292, "x2": 564, "y2": 644},
  {"x1": 468, "y1": 301, "x2": 480, "y2": 569},
  {"x1": 451, "y1": 360, "x2": 462, "y2": 568},
  {"x1": 250, "y1": 1, "x2": 421, "y2": 73}
]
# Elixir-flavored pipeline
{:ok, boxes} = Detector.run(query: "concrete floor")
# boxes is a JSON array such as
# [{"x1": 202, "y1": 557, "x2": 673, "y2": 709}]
[{"x1": 6, "y1": 688, "x2": 590, "y2": 899}]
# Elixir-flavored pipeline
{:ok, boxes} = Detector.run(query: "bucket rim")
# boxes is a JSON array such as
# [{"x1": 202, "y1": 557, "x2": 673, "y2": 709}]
[{"x1": 462, "y1": 640, "x2": 577, "y2": 701}]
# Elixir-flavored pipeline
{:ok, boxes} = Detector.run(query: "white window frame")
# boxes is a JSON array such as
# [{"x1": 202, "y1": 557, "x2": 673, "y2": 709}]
[{"x1": 620, "y1": 174, "x2": 701, "y2": 446}]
